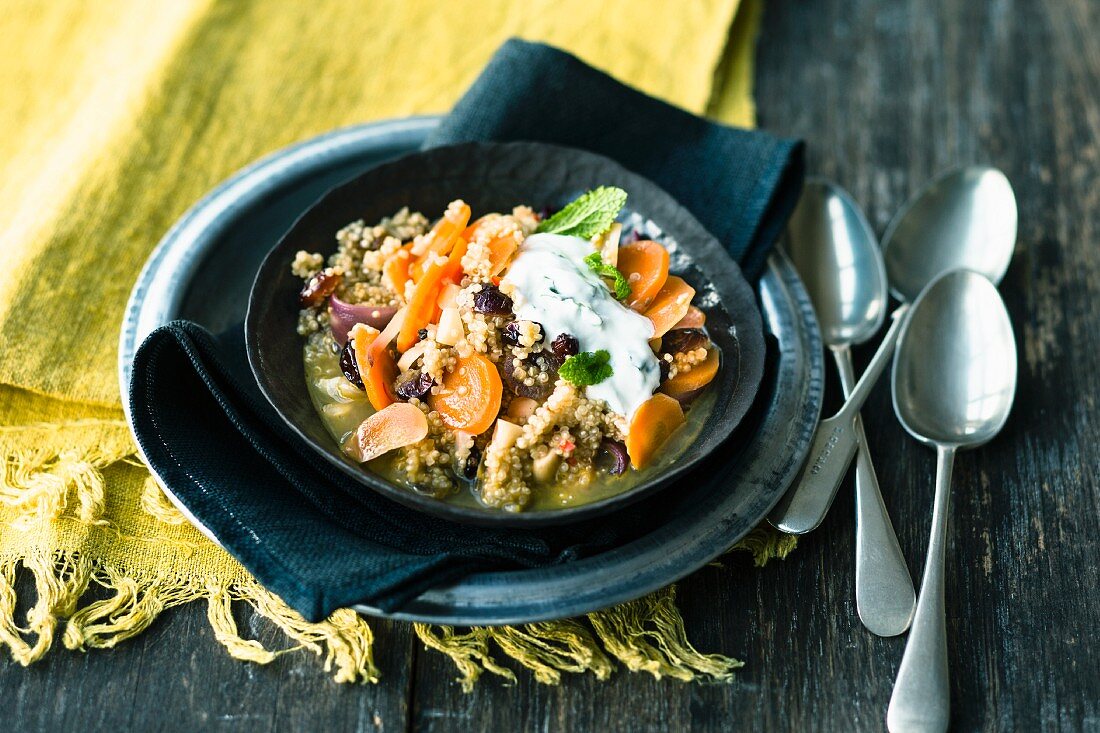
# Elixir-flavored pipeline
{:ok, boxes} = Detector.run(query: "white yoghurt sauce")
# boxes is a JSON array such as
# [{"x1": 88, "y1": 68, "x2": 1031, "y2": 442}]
[{"x1": 503, "y1": 233, "x2": 660, "y2": 420}]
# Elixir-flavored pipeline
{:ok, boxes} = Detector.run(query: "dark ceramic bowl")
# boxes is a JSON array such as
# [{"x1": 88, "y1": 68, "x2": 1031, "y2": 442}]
[{"x1": 246, "y1": 141, "x2": 764, "y2": 526}]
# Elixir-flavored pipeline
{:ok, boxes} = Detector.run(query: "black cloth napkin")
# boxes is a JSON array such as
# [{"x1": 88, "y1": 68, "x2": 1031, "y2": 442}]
[
  {"x1": 428, "y1": 39, "x2": 804, "y2": 280},
  {"x1": 129, "y1": 40, "x2": 804, "y2": 622}
]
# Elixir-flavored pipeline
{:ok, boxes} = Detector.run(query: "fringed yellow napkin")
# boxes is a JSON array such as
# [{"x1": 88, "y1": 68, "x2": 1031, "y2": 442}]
[{"x1": 0, "y1": 0, "x2": 790, "y2": 687}]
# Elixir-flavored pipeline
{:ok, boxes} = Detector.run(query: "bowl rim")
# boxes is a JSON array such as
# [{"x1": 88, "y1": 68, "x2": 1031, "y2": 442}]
[{"x1": 245, "y1": 140, "x2": 765, "y2": 526}]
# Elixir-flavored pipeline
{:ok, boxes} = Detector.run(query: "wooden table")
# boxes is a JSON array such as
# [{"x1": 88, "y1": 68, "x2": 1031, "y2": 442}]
[{"x1": 4, "y1": 0, "x2": 1097, "y2": 729}]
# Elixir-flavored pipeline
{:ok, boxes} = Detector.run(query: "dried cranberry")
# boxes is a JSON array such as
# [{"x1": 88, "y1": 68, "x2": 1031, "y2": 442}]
[
  {"x1": 501, "y1": 320, "x2": 543, "y2": 346},
  {"x1": 417, "y1": 328, "x2": 429, "y2": 341},
  {"x1": 551, "y1": 333, "x2": 579, "y2": 359},
  {"x1": 395, "y1": 371, "x2": 434, "y2": 401},
  {"x1": 661, "y1": 328, "x2": 709, "y2": 355},
  {"x1": 299, "y1": 269, "x2": 341, "y2": 307},
  {"x1": 501, "y1": 352, "x2": 557, "y2": 400},
  {"x1": 501, "y1": 321, "x2": 521, "y2": 345},
  {"x1": 339, "y1": 340, "x2": 364, "y2": 390},
  {"x1": 472, "y1": 285, "x2": 513, "y2": 315},
  {"x1": 658, "y1": 358, "x2": 671, "y2": 383}
]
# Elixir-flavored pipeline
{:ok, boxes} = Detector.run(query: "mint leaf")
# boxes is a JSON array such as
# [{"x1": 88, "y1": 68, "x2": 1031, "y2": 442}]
[
  {"x1": 536, "y1": 187, "x2": 627, "y2": 239},
  {"x1": 559, "y1": 350, "x2": 613, "y2": 386},
  {"x1": 583, "y1": 252, "x2": 631, "y2": 300}
]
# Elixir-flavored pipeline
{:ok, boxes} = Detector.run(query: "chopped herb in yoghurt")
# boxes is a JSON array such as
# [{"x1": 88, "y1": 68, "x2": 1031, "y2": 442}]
[
  {"x1": 583, "y1": 252, "x2": 631, "y2": 300},
  {"x1": 559, "y1": 349, "x2": 614, "y2": 386}
]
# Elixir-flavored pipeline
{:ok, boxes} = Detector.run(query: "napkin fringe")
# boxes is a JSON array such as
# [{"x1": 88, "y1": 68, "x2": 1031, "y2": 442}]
[
  {"x1": 1, "y1": 422, "x2": 795, "y2": 689},
  {"x1": 0, "y1": 547, "x2": 380, "y2": 683},
  {"x1": 412, "y1": 529, "x2": 795, "y2": 692},
  {"x1": 1, "y1": 419, "x2": 134, "y2": 525}
]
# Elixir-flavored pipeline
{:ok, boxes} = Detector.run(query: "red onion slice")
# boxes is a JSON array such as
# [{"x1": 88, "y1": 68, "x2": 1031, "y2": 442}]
[
  {"x1": 329, "y1": 295, "x2": 398, "y2": 344},
  {"x1": 597, "y1": 439, "x2": 630, "y2": 475}
]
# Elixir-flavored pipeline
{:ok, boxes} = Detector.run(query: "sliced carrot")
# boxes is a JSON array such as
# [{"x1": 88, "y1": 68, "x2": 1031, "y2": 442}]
[
  {"x1": 673, "y1": 305, "x2": 706, "y2": 330},
  {"x1": 363, "y1": 344, "x2": 399, "y2": 411},
  {"x1": 343, "y1": 402, "x2": 429, "y2": 462},
  {"x1": 461, "y1": 214, "x2": 496, "y2": 240},
  {"x1": 382, "y1": 247, "x2": 413, "y2": 300},
  {"x1": 397, "y1": 238, "x2": 469, "y2": 353},
  {"x1": 486, "y1": 235, "x2": 518, "y2": 276},
  {"x1": 643, "y1": 276, "x2": 696, "y2": 338},
  {"x1": 626, "y1": 393, "x2": 686, "y2": 470},
  {"x1": 616, "y1": 240, "x2": 670, "y2": 311},
  {"x1": 356, "y1": 308, "x2": 405, "y2": 410},
  {"x1": 428, "y1": 352, "x2": 503, "y2": 435},
  {"x1": 411, "y1": 202, "x2": 470, "y2": 281},
  {"x1": 659, "y1": 348, "x2": 720, "y2": 401},
  {"x1": 440, "y1": 236, "x2": 468, "y2": 283}
]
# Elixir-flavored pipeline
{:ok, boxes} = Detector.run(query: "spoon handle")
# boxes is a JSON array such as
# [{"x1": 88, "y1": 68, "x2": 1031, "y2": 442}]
[
  {"x1": 887, "y1": 444, "x2": 955, "y2": 733},
  {"x1": 769, "y1": 305, "x2": 909, "y2": 533},
  {"x1": 834, "y1": 347, "x2": 916, "y2": 637}
]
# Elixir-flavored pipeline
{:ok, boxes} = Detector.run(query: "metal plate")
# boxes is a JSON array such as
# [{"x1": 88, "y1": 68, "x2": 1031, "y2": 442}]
[{"x1": 119, "y1": 116, "x2": 823, "y2": 625}]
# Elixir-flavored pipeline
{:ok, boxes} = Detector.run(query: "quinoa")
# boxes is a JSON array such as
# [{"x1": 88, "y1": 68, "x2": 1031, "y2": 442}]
[
  {"x1": 665, "y1": 345, "x2": 709, "y2": 380},
  {"x1": 292, "y1": 200, "x2": 718, "y2": 511}
]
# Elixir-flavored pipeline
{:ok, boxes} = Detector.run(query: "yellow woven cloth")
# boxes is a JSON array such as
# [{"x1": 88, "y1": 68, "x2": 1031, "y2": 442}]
[{"x1": 0, "y1": 0, "x2": 790, "y2": 686}]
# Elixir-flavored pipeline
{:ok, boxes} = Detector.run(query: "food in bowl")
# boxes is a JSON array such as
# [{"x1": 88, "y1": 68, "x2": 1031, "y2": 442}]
[{"x1": 292, "y1": 187, "x2": 721, "y2": 512}]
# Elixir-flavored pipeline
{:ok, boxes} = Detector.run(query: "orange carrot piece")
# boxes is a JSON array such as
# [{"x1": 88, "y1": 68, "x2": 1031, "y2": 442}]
[
  {"x1": 398, "y1": 238, "x2": 469, "y2": 352},
  {"x1": 382, "y1": 247, "x2": 413, "y2": 300},
  {"x1": 659, "y1": 348, "x2": 720, "y2": 401},
  {"x1": 343, "y1": 403, "x2": 429, "y2": 462},
  {"x1": 486, "y1": 235, "x2": 518, "y2": 276},
  {"x1": 440, "y1": 237, "x2": 468, "y2": 283},
  {"x1": 461, "y1": 214, "x2": 494, "y2": 240},
  {"x1": 643, "y1": 276, "x2": 696, "y2": 338},
  {"x1": 672, "y1": 305, "x2": 706, "y2": 330},
  {"x1": 428, "y1": 352, "x2": 503, "y2": 435},
  {"x1": 616, "y1": 240, "x2": 670, "y2": 311},
  {"x1": 363, "y1": 347, "x2": 399, "y2": 410},
  {"x1": 355, "y1": 308, "x2": 404, "y2": 410},
  {"x1": 411, "y1": 202, "x2": 470, "y2": 282},
  {"x1": 626, "y1": 393, "x2": 686, "y2": 469}
]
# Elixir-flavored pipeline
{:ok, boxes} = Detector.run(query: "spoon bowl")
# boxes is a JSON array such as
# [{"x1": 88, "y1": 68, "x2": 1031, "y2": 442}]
[
  {"x1": 785, "y1": 180, "x2": 888, "y2": 346},
  {"x1": 893, "y1": 269, "x2": 1018, "y2": 447},
  {"x1": 883, "y1": 167, "x2": 1017, "y2": 302}
]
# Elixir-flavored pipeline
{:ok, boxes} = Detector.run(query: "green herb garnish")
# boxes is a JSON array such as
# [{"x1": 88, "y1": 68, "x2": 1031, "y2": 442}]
[
  {"x1": 536, "y1": 186, "x2": 627, "y2": 239},
  {"x1": 583, "y1": 252, "x2": 631, "y2": 300},
  {"x1": 559, "y1": 350, "x2": 614, "y2": 386}
]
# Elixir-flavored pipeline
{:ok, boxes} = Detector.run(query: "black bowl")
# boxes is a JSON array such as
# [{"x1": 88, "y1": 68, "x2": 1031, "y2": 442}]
[{"x1": 246, "y1": 141, "x2": 764, "y2": 526}]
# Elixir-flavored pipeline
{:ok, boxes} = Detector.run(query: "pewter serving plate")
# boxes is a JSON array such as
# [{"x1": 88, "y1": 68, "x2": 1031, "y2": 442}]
[{"x1": 119, "y1": 117, "x2": 823, "y2": 625}]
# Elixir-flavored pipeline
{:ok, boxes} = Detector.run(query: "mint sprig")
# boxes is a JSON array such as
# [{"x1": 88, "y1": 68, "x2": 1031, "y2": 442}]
[
  {"x1": 536, "y1": 187, "x2": 627, "y2": 239},
  {"x1": 559, "y1": 350, "x2": 613, "y2": 386},
  {"x1": 583, "y1": 252, "x2": 631, "y2": 300}
]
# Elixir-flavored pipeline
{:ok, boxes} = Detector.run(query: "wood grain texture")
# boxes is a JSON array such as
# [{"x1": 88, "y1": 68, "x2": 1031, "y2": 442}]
[{"x1": 3, "y1": 0, "x2": 1099, "y2": 730}]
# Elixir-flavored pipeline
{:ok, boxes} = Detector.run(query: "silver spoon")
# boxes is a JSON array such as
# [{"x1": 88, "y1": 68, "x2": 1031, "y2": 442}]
[
  {"x1": 772, "y1": 167, "x2": 1017, "y2": 533},
  {"x1": 773, "y1": 180, "x2": 915, "y2": 636},
  {"x1": 886, "y1": 270, "x2": 1017, "y2": 733}
]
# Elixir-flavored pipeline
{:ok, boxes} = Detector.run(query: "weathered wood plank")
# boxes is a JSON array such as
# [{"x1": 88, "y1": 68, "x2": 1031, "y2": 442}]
[
  {"x1": 0, "y1": 574, "x2": 415, "y2": 732},
  {"x1": 4, "y1": 0, "x2": 1099, "y2": 730}
]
